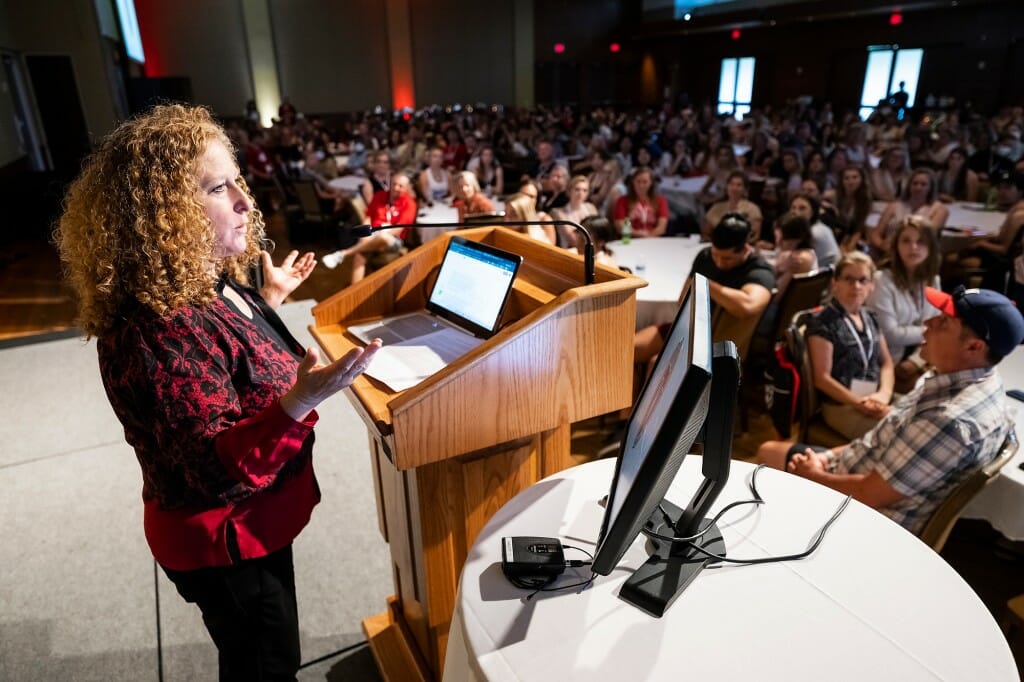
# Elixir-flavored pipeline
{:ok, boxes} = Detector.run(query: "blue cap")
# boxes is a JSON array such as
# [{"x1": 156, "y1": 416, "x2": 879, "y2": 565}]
[{"x1": 926, "y1": 286, "x2": 1024, "y2": 357}]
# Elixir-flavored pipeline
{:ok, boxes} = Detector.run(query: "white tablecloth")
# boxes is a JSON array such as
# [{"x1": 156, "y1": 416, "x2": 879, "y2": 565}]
[
  {"x1": 963, "y1": 347, "x2": 1024, "y2": 539},
  {"x1": 867, "y1": 201, "x2": 1006, "y2": 235},
  {"x1": 658, "y1": 175, "x2": 707, "y2": 194},
  {"x1": 445, "y1": 458, "x2": 1016, "y2": 681},
  {"x1": 416, "y1": 200, "x2": 505, "y2": 243},
  {"x1": 326, "y1": 175, "x2": 365, "y2": 194},
  {"x1": 608, "y1": 236, "x2": 704, "y2": 329}
]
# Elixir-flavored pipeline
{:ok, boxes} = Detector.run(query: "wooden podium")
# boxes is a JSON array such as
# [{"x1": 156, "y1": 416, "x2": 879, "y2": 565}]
[{"x1": 310, "y1": 227, "x2": 643, "y2": 680}]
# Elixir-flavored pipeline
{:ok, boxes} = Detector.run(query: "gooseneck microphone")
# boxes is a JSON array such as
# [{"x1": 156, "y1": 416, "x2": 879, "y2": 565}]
[{"x1": 357, "y1": 219, "x2": 597, "y2": 285}]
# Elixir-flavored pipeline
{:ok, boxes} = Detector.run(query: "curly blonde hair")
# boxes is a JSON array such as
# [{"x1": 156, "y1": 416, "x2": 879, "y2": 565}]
[{"x1": 56, "y1": 104, "x2": 265, "y2": 337}]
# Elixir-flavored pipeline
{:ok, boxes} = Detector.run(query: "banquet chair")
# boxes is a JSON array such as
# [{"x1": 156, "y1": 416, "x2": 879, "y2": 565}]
[
  {"x1": 713, "y1": 296, "x2": 775, "y2": 432},
  {"x1": 786, "y1": 308, "x2": 847, "y2": 448},
  {"x1": 770, "y1": 266, "x2": 834, "y2": 342},
  {"x1": 918, "y1": 429, "x2": 1018, "y2": 552}
]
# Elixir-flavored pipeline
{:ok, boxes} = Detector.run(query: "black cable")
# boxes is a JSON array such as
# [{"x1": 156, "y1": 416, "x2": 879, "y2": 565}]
[
  {"x1": 641, "y1": 463, "x2": 852, "y2": 566},
  {"x1": 153, "y1": 560, "x2": 164, "y2": 682},
  {"x1": 642, "y1": 498, "x2": 765, "y2": 544},
  {"x1": 688, "y1": 495, "x2": 850, "y2": 565}
]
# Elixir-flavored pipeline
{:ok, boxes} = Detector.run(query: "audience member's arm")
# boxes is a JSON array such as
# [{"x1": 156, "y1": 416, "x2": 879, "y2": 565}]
[
  {"x1": 869, "y1": 202, "x2": 897, "y2": 252},
  {"x1": 807, "y1": 335, "x2": 863, "y2": 406},
  {"x1": 707, "y1": 281, "x2": 771, "y2": 319},
  {"x1": 975, "y1": 212, "x2": 1024, "y2": 254},
  {"x1": 927, "y1": 201, "x2": 949, "y2": 229},
  {"x1": 361, "y1": 178, "x2": 374, "y2": 205},
  {"x1": 789, "y1": 455, "x2": 905, "y2": 509},
  {"x1": 493, "y1": 166, "x2": 505, "y2": 197}
]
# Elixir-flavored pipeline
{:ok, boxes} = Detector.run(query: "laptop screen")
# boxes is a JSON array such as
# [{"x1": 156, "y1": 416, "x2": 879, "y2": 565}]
[{"x1": 426, "y1": 237, "x2": 523, "y2": 338}]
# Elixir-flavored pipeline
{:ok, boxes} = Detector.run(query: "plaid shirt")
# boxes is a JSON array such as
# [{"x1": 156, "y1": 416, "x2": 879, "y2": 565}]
[{"x1": 830, "y1": 366, "x2": 1011, "y2": 534}]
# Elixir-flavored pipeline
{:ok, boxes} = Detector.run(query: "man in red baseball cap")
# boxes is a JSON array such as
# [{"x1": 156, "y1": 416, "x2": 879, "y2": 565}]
[{"x1": 757, "y1": 286, "x2": 1023, "y2": 535}]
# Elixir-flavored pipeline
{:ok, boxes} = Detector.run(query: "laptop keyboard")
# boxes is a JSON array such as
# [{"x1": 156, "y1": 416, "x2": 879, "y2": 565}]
[{"x1": 366, "y1": 314, "x2": 446, "y2": 345}]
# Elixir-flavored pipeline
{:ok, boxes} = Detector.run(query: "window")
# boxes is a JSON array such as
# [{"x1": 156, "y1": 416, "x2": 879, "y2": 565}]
[
  {"x1": 718, "y1": 57, "x2": 755, "y2": 118},
  {"x1": 859, "y1": 46, "x2": 923, "y2": 120}
]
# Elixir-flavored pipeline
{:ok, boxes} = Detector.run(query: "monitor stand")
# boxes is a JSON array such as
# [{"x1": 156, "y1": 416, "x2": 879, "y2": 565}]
[
  {"x1": 618, "y1": 342, "x2": 740, "y2": 618},
  {"x1": 618, "y1": 499, "x2": 725, "y2": 617}
]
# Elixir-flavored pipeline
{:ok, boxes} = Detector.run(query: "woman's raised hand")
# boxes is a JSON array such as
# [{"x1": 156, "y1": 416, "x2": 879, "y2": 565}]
[
  {"x1": 279, "y1": 341, "x2": 382, "y2": 420},
  {"x1": 260, "y1": 250, "x2": 316, "y2": 309}
]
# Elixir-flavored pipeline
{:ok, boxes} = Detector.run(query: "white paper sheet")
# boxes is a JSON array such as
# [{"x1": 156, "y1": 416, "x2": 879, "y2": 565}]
[{"x1": 363, "y1": 328, "x2": 483, "y2": 391}]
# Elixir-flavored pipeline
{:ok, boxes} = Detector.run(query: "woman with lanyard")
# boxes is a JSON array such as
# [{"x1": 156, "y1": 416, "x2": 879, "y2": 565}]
[{"x1": 806, "y1": 251, "x2": 895, "y2": 440}]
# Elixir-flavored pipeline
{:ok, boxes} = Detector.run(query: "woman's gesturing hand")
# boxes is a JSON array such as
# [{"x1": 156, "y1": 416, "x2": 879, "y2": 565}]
[
  {"x1": 260, "y1": 250, "x2": 316, "y2": 309},
  {"x1": 279, "y1": 341, "x2": 382, "y2": 420}
]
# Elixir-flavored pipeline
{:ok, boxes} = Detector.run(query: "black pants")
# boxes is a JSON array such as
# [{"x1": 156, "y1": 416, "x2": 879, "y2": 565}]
[{"x1": 163, "y1": 544, "x2": 301, "y2": 681}]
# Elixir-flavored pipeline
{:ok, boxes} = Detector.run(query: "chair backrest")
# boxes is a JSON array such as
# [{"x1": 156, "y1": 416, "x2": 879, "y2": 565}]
[
  {"x1": 917, "y1": 429, "x2": 1019, "y2": 552},
  {"x1": 785, "y1": 307, "x2": 820, "y2": 443},
  {"x1": 292, "y1": 180, "x2": 327, "y2": 220},
  {"x1": 712, "y1": 296, "x2": 774, "y2": 362},
  {"x1": 772, "y1": 265, "x2": 833, "y2": 341}
]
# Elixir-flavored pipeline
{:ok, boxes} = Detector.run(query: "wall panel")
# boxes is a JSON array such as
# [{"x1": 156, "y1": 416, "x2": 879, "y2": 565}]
[
  {"x1": 409, "y1": 0, "x2": 515, "y2": 106},
  {"x1": 269, "y1": 0, "x2": 391, "y2": 114},
  {"x1": 133, "y1": 0, "x2": 251, "y2": 118}
]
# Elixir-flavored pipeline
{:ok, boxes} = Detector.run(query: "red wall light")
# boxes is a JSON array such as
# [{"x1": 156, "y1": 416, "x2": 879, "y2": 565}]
[
  {"x1": 731, "y1": 29, "x2": 741, "y2": 40},
  {"x1": 609, "y1": 42, "x2": 621, "y2": 53},
  {"x1": 889, "y1": 12, "x2": 903, "y2": 25},
  {"x1": 554, "y1": 43, "x2": 566, "y2": 54}
]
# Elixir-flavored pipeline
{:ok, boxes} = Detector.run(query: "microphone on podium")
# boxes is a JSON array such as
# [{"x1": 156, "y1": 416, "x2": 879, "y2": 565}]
[{"x1": 350, "y1": 219, "x2": 596, "y2": 285}]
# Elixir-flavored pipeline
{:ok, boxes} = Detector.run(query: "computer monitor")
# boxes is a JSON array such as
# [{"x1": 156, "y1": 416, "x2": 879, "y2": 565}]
[{"x1": 591, "y1": 273, "x2": 741, "y2": 617}]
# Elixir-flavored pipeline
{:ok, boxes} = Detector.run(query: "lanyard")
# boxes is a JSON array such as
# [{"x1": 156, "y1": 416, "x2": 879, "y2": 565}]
[{"x1": 840, "y1": 308, "x2": 874, "y2": 376}]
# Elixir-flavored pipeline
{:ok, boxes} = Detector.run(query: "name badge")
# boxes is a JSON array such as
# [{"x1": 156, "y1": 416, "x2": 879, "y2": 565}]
[{"x1": 850, "y1": 378, "x2": 879, "y2": 398}]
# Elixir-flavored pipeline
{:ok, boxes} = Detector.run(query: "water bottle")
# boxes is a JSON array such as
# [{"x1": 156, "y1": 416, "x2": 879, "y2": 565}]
[
  {"x1": 621, "y1": 217, "x2": 632, "y2": 245},
  {"x1": 984, "y1": 186, "x2": 997, "y2": 210}
]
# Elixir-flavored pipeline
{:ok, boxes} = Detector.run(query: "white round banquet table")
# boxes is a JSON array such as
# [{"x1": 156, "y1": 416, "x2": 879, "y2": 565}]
[{"x1": 444, "y1": 457, "x2": 1017, "y2": 682}]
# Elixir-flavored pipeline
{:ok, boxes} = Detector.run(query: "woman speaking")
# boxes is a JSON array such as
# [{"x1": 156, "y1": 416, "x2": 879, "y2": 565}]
[{"x1": 57, "y1": 104, "x2": 380, "y2": 680}]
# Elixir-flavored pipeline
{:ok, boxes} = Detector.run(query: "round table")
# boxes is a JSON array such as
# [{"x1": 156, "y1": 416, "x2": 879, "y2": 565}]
[
  {"x1": 608, "y1": 236, "x2": 704, "y2": 329},
  {"x1": 444, "y1": 458, "x2": 1017, "y2": 681}
]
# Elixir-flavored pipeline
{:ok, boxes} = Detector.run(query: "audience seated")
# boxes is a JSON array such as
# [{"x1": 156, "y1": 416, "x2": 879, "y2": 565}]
[
  {"x1": 757, "y1": 286, "x2": 1024, "y2": 536},
  {"x1": 873, "y1": 168, "x2": 949, "y2": 256},
  {"x1": 613, "y1": 167, "x2": 669, "y2": 238},
  {"x1": 866, "y1": 216, "x2": 941, "y2": 394},
  {"x1": 469, "y1": 145, "x2": 504, "y2": 198},
  {"x1": 452, "y1": 171, "x2": 495, "y2": 221},
  {"x1": 823, "y1": 165, "x2": 873, "y2": 253},
  {"x1": 771, "y1": 212, "x2": 818, "y2": 297},
  {"x1": 870, "y1": 145, "x2": 911, "y2": 202},
  {"x1": 539, "y1": 164, "x2": 570, "y2": 214},
  {"x1": 321, "y1": 173, "x2": 417, "y2": 282},
  {"x1": 419, "y1": 147, "x2": 451, "y2": 204},
  {"x1": 505, "y1": 189, "x2": 556, "y2": 245},
  {"x1": 936, "y1": 147, "x2": 980, "y2": 203},
  {"x1": 551, "y1": 175, "x2": 599, "y2": 247},
  {"x1": 703, "y1": 170, "x2": 763, "y2": 241},
  {"x1": 634, "y1": 214, "x2": 774, "y2": 366},
  {"x1": 805, "y1": 252, "x2": 895, "y2": 440},
  {"x1": 361, "y1": 150, "x2": 392, "y2": 205},
  {"x1": 788, "y1": 192, "x2": 839, "y2": 268}
]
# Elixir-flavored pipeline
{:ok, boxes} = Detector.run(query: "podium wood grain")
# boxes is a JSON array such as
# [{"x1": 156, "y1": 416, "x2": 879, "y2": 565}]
[{"x1": 310, "y1": 228, "x2": 642, "y2": 680}]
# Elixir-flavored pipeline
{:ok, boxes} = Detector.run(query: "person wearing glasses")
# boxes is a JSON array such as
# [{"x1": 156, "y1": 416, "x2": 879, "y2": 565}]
[
  {"x1": 757, "y1": 286, "x2": 1023, "y2": 536},
  {"x1": 804, "y1": 252, "x2": 896, "y2": 440}
]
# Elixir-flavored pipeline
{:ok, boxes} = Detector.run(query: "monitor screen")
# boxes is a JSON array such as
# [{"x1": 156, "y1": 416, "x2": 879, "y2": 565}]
[{"x1": 592, "y1": 274, "x2": 712, "y2": 577}]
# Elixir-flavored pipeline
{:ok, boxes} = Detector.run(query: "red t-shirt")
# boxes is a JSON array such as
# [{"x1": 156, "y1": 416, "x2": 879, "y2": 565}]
[
  {"x1": 613, "y1": 195, "x2": 669, "y2": 236},
  {"x1": 366, "y1": 191, "x2": 418, "y2": 239}
]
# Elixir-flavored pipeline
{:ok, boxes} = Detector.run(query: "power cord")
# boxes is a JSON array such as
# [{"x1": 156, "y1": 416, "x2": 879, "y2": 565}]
[{"x1": 642, "y1": 464, "x2": 852, "y2": 566}]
